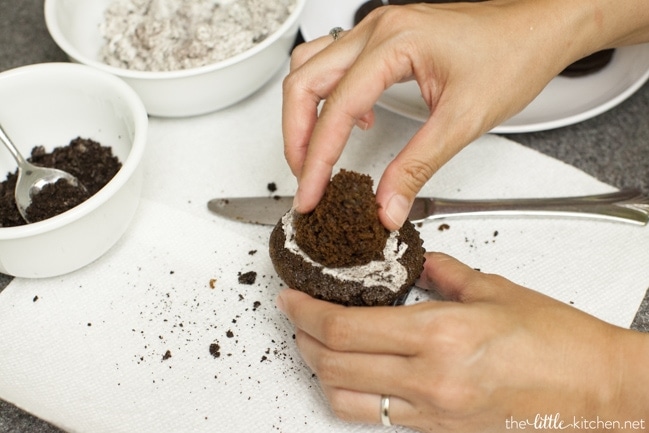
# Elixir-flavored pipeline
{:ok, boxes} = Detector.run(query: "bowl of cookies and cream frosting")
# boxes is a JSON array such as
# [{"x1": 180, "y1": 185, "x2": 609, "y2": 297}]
[{"x1": 45, "y1": 0, "x2": 306, "y2": 117}]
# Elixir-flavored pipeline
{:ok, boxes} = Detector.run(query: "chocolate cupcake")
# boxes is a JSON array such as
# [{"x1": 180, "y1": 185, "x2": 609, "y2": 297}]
[{"x1": 269, "y1": 170, "x2": 425, "y2": 306}]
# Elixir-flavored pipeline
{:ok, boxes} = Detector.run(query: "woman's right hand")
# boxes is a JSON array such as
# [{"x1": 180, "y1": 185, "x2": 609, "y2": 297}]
[{"x1": 283, "y1": 0, "x2": 600, "y2": 229}]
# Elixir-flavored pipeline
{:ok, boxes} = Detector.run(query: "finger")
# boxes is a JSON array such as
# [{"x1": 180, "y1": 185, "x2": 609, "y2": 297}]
[
  {"x1": 294, "y1": 328, "x2": 413, "y2": 395},
  {"x1": 415, "y1": 252, "x2": 498, "y2": 303},
  {"x1": 277, "y1": 289, "x2": 428, "y2": 355},
  {"x1": 281, "y1": 83, "x2": 317, "y2": 179},
  {"x1": 322, "y1": 386, "x2": 414, "y2": 428},
  {"x1": 356, "y1": 108, "x2": 375, "y2": 131},
  {"x1": 282, "y1": 35, "x2": 340, "y2": 178},
  {"x1": 375, "y1": 98, "x2": 482, "y2": 229},
  {"x1": 282, "y1": 30, "x2": 364, "y2": 183},
  {"x1": 289, "y1": 33, "x2": 337, "y2": 71},
  {"x1": 286, "y1": 100, "x2": 374, "y2": 206},
  {"x1": 294, "y1": 35, "x2": 418, "y2": 213}
]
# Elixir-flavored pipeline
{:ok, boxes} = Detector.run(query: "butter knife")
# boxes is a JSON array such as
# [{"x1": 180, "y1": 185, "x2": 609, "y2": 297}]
[{"x1": 207, "y1": 189, "x2": 649, "y2": 226}]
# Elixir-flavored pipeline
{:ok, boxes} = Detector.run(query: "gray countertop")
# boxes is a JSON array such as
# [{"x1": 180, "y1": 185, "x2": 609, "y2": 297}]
[{"x1": 1, "y1": 1, "x2": 648, "y2": 432}]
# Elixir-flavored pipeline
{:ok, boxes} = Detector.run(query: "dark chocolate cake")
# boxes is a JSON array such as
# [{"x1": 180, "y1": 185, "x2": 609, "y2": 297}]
[{"x1": 269, "y1": 170, "x2": 425, "y2": 306}]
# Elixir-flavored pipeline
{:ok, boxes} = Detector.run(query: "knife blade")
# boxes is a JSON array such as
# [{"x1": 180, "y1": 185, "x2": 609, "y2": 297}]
[
  {"x1": 207, "y1": 196, "x2": 294, "y2": 225},
  {"x1": 207, "y1": 189, "x2": 649, "y2": 226}
]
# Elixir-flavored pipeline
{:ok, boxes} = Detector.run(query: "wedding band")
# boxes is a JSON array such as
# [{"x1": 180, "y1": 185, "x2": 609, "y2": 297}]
[
  {"x1": 329, "y1": 27, "x2": 344, "y2": 41},
  {"x1": 380, "y1": 395, "x2": 392, "y2": 427}
]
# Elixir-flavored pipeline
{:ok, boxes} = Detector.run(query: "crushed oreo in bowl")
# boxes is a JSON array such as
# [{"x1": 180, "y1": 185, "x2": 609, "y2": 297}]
[
  {"x1": 0, "y1": 137, "x2": 121, "y2": 226},
  {"x1": 24, "y1": 178, "x2": 91, "y2": 223},
  {"x1": 100, "y1": 0, "x2": 297, "y2": 72}
]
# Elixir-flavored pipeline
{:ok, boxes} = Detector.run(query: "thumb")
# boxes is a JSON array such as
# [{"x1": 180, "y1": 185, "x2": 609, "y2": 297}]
[
  {"x1": 375, "y1": 117, "x2": 466, "y2": 230},
  {"x1": 415, "y1": 252, "x2": 495, "y2": 303}
]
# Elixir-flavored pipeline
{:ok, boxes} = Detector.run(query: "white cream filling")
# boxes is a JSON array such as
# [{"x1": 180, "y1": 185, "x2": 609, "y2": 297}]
[{"x1": 282, "y1": 210, "x2": 408, "y2": 292}]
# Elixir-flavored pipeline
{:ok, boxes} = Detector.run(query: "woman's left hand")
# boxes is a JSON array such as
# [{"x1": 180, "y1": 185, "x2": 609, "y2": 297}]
[{"x1": 275, "y1": 252, "x2": 636, "y2": 432}]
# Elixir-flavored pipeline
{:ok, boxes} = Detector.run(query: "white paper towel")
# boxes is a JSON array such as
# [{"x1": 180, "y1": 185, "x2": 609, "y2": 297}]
[{"x1": 1, "y1": 62, "x2": 648, "y2": 433}]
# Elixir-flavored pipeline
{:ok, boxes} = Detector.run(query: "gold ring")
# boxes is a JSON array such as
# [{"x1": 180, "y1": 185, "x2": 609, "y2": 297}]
[
  {"x1": 329, "y1": 27, "x2": 344, "y2": 41},
  {"x1": 380, "y1": 395, "x2": 391, "y2": 426}
]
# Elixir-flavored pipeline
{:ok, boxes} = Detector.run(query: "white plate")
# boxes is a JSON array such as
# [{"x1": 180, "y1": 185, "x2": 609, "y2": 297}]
[{"x1": 300, "y1": 0, "x2": 649, "y2": 133}]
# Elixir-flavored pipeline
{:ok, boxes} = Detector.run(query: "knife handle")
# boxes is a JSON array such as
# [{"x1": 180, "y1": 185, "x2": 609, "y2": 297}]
[{"x1": 411, "y1": 189, "x2": 649, "y2": 225}]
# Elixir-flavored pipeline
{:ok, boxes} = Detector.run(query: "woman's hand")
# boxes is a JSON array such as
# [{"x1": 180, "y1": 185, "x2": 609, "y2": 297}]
[
  {"x1": 282, "y1": 0, "x2": 595, "y2": 230},
  {"x1": 276, "y1": 252, "x2": 648, "y2": 432}
]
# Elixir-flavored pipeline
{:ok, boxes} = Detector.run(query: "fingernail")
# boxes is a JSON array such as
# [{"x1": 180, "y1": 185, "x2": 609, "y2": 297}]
[
  {"x1": 385, "y1": 194, "x2": 410, "y2": 228},
  {"x1": 276, "y1": 291, "x2": 287, "y2": 313},
  {"x1": 355, "y1": 119, "x2": 370, "y2": 130},
  {"x1": 292, "y1": 186, "x2": 301, "y2": 210}
]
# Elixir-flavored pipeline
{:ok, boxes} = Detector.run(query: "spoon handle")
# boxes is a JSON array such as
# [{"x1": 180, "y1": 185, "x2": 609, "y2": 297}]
[
  {"x1": 409, "y1": 189, "x2": 649, "y2": 225},
  {"x1": 0, "y1": 123, "x2": 28, "y2": 167}
]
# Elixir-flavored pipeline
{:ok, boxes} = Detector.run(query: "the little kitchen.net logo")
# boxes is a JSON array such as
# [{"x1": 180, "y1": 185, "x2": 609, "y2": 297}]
[{"x1": 505, "y1": 414, "x2": 646, "y2": 430}]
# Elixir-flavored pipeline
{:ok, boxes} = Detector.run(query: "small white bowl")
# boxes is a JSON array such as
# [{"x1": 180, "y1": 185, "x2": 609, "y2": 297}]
[
  {"x1": 44, "y1": 0, "x2": 306, "y2": 117},
  {"x1": 0, "y1": 63, "x2": 148, "y2": 278}
]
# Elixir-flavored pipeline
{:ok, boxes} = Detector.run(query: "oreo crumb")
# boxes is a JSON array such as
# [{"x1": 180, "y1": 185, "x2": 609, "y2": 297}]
[
  {"x1": 238, "y1": 271, "x2": 257, "y2": 285},
  {"x1": 438, "y1": 223, "x2": 450, "y2": 231},
  {"x1": 162, "y1": 350, "x2": 172, "y2": 361},
  {"x1": 267, "y1": 182, "x2": 277, "y2": 193},
  {"x1": 209, "y1": 343, "x2": 221, "y2": 358}
]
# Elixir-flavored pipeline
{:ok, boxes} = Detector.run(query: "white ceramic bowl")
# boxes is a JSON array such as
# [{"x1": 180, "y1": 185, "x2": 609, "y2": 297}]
[
  {"x1": 0, "y1": 63, "x2": 148, "y2": 278},
  {"x1": 44, "y1": 0, "x2": 306, "y2": 117}
]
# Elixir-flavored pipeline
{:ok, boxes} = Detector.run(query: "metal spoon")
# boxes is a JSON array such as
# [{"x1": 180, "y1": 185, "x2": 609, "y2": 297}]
[{"x1": 0, "y1": 122, "x2": 87, "y2": 223}]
